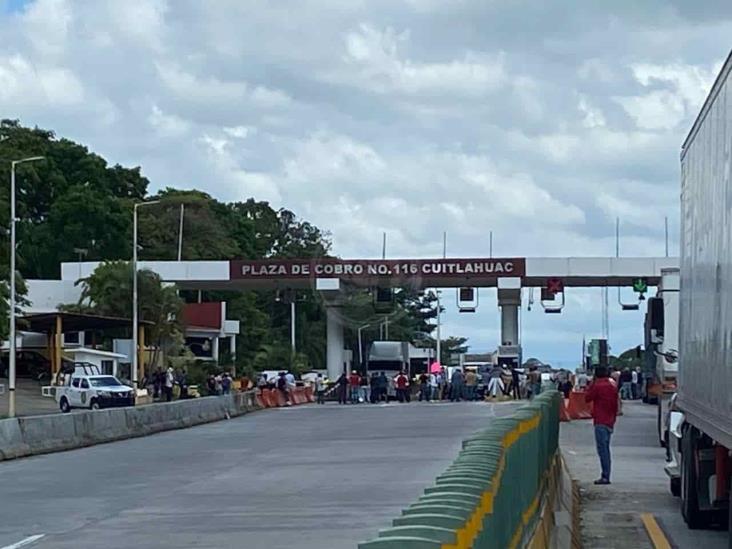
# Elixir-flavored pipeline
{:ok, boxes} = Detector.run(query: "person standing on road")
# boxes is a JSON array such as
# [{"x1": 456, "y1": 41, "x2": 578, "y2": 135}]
[
  {"x1": 418, "y1": 372, "x2": 431, "y2": 402},
  {"x1": 631, "y1": 368, "x2": 639, "y2": 400},
  {"x1": 510, "y1": 367, "x2": 521, "y2": 400},
  {"x1": 360, "y1": 374, "x2": 371, "y2": 404},
  {"x1": 221, "y1": 372, "x2": 232, "y2": 395},
  {"x1": 428, "y1": 372, "x2": 438, "y2": 401},
  {"x1": 487, "y1": 365, "x2": 504, "y2": 399},
  {"x1": 348, "y1": 370, "x2": 361, "y2": 403},
  {"x1": 336, "y1": 371, "x2": 349, "y2": 404},
  {"x1": 465, "y1": 369, "x2": 478, "y2": 401},
  {"x1": 450, "y1": 369, "x2": 465, "y2": 402},
  {"x1": 395, "y1": 371, "x2": 410, "y2": 403},
  {"x1": 163, "y1": 367, "x2": 174, "y2": 402},
  {"x1": 315, "y1": 373, "x2": 326, "y2": 404},
  {"x1": 585, "y1": 366, "x2": 619, "y2": 485}
]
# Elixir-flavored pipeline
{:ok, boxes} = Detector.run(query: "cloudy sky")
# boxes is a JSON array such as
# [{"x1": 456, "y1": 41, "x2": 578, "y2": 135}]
[{"x1": 1, "y1": 0, "x2": 730, "y2": 364}]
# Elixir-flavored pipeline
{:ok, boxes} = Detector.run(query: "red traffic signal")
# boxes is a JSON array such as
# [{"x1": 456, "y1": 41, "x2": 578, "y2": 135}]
[{"x1": 546, "y1": 277, "x2": 564, "y2": 295}]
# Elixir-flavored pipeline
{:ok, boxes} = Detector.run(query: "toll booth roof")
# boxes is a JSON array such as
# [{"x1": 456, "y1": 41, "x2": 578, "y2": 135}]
[{"x1": 18, "y1": 312, "x2": 153, "y2": 333}]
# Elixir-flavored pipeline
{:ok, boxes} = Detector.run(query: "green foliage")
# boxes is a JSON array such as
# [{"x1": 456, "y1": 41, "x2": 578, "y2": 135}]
[
  {"x1": 609, "y1": 347, "x2": 645, "y2": 370},
  {"x1": 74, "y1": 261, "x2": 184, "y2": 365},
  {"x1": 2, "y1": 119, "x2": 465, "y2": 374},
  {"x1": 0, "y1": 119, "x2": 148, "y2": 279},
  {"x1": 440, "y1": 336, "x2": 470, "y2": 364}
]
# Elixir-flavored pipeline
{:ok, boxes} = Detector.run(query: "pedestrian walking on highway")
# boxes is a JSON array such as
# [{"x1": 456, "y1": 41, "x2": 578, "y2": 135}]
[
  {"x1": 349, "y1": 370, "x2": 361, "y2": 403},
  {"x1": 336, "y1": 371, "x2": 349, "y2": 405},
  {"x1": 315, "y1": 373, "x2": 326, "y2": 404},
  {"x1": 585, "y1": 366, "x2": 619, "y2": 485},
  {"x1": 164, "y1": 367, "x2": 174, "y2": 402},
  {"x1": 631, "y1": 368, "x2": 639, "y2": 400},
  {"x1": 450, "y1": 369, "x2": 464, "y2": 402},
  {"x1": 437, "y1": 369, "x2": 447, "y2": 400},
  {"x1": 395, "y1": 371, "x2": 410, "y2": 403}
]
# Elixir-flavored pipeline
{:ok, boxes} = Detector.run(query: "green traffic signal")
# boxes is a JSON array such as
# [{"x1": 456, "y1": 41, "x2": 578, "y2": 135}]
[{"x1": 632, "y1": 278, "x2": 648, "y2": 293}]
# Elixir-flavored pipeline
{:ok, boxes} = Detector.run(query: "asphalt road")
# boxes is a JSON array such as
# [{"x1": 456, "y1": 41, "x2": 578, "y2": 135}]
[
  {"x1": 561, "y1": 400, "x2": 728, "y2": 549},
  {"x1": 0, "y1": 400, "x2": 517, "y2": 549}
]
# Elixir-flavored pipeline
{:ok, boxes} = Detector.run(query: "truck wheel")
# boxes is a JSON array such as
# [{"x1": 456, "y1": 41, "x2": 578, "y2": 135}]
[
  {"x1": 90, "y1": 399, "x2": 100, "y2": 410},
  {"x1": 59, "y1": 397, "x2": 71, "y2": 413},
  {"x1": 681, "y1": 425, "x2": 710, "y2": 529},
  {"x1": 670, "y1": 477, "x2": 681, "y2": 497}
]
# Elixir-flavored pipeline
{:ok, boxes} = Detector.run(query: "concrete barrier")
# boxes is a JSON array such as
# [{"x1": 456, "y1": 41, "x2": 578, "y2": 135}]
[
  {"x1": 0, "y1": 391, "x2": 263, "y2": 462},
  {"x1": 359, "y1": 392, "x2": 564, "y2": 549}
]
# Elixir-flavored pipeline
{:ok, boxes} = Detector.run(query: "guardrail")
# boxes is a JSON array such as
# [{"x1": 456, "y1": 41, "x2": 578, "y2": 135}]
[{"x1": 358, "y1": 391, "x2": 561, "y2": 549}]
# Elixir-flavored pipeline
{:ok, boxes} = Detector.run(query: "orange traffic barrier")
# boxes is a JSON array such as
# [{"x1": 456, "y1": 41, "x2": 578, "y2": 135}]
[
  {"x1": 305, "y1": 386, "x2": 314, "y2": 403},
  {"x1": 256, "y1": 390, "x2": 268, "y2": 408},
  {"x1": 567, "y1": 391, "x2": 593, "y2": 420}
]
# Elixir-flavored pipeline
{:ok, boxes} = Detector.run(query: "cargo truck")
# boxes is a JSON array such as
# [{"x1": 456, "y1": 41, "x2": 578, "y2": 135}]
[
  {"x1": 644, "y1": 268, "x2": 679, "y2": 447},
  {"x1": 670, "y1": 50, "x2": 732, "y2": 535}
]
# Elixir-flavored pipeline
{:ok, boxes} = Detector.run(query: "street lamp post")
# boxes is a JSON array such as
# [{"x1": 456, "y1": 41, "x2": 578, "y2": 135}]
[
  {"x1": 132, "y1": 200, "x2": 159, "y2": 389},
  {"x1": 357, "y1": 324, "x2": 371, "y2": 369},
  {"x1": 8, "y1": 156, "x2": 44, "y2": 418}
]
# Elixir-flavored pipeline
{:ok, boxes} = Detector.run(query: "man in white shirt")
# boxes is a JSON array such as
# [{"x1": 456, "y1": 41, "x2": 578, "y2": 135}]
[{"x1": 631, "y1": 368, "x2": 639, "y2": 400}]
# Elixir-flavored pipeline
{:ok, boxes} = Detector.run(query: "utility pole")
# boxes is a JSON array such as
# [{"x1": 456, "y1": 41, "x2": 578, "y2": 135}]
[
  {"x1": 8, "y1": 156, "x2": 44, "y2": 418},
  {"x1": 665, "y1": 216, "x2": 669, "y2": 257},
  {"x1": 177, "y1": 203, "x2": 185, "y2": 261},
  {"x1": 132, "y1": 200, "x2": 159, "y2": 388},
  {"x1": 436, "y1": 231, "x2": 446, "y2": 364}
]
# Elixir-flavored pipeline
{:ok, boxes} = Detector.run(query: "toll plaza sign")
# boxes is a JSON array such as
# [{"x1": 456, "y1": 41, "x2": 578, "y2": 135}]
[{"x1": 230, "y1": 258, "x2": 525, "y2": 282}]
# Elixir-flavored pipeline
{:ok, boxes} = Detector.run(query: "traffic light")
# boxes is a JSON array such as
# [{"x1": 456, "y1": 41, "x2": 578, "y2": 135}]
[{"x1": 632, "y1": 278, "x2": 648, "y2": 294}]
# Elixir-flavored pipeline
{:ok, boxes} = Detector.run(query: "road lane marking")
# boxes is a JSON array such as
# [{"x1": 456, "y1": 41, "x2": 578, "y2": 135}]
[
  {"x1": 640, "y1": 513, "x2": 672, "y2": 549},
  {"x1": 1, "y1": 535, "x2": 45, "y2": 549}
]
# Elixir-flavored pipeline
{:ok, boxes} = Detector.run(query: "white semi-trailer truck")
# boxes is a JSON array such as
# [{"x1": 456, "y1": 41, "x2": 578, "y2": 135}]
[
  {"x1": 674, "y1": 50, "x2": 732, "y2": 536},
  {"x1": 645, "y1": 268, "x2": 679, "y2": 447}
]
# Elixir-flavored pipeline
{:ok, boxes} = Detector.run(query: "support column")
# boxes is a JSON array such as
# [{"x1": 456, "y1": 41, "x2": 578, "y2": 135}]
[
  {"x1": 500, "y1": 300, "x2": 519, "y2": 346},
  {"x1": 326, "y1": 307, "x2": 345, "y2": 381},
  {"x1": 212, "y1": 336, "x2": 220, "y2": 364},
  {"x1": 497, "y1": 279, "x2": 522, "y2": 348}
]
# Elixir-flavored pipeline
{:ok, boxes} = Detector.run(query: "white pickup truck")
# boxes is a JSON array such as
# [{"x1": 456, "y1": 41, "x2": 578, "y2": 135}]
[{"x1": 56, "y1": 374, "x2": 135, "y2": 413}]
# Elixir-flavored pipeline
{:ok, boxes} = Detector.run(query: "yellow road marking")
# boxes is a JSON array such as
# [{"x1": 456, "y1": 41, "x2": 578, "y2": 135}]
[{"x1": 640, "y1": 513, "x2": 672, "y2": 549}]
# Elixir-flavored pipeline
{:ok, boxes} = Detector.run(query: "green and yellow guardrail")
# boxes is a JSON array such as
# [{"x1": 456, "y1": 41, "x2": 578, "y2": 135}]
[{"x1": 358, "y1": 391, "x2": 561, "y2": 549}]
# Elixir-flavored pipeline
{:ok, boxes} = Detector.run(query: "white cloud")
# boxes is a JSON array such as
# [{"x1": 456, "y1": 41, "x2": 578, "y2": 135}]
[
  {"x1": 340, "y1": 24, "x2": 507, "y2": 96},
  {"x1": 1, "y1": 0, "x2": 725, "y2": 362},
  {"x1": 0, "y1": 54, "x2": 84, "y2": 106},
  {"x1": 148, "y1": 104, "x2": 190, "y2": 137}
]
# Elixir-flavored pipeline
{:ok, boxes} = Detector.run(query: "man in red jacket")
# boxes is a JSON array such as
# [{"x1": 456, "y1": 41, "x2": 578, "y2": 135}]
[{"x1": 585, "y1": 367, "x2": 619, "y2": 485}]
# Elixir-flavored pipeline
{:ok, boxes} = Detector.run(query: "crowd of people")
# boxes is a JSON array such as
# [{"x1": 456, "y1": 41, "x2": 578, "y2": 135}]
[{"x1": 320, "y1": 365, "x2": 547, "y2": 405}]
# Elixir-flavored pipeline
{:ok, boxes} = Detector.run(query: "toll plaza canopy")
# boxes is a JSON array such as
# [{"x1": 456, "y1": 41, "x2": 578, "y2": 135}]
[{"x1": 62, "y1": 257, "x2": 679, "y2": 290}]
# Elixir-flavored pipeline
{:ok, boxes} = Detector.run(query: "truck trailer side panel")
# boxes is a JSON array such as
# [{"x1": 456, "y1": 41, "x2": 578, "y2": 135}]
[{"x1": 679, "y1": 50, "x2": 732, "y2": 450}]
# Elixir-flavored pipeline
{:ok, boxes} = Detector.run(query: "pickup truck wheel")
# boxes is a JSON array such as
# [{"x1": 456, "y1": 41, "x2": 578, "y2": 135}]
[
  {"x1": 90, "y1": 399, "x2": 100, "y2": 410},
  {"x1": 59, "y1": 397, "x2": 71, "y2": 413}
]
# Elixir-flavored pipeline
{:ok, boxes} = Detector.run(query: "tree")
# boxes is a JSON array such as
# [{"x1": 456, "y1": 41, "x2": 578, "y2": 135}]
[
  {"x1": 440, "y1": 336, "x2": 469, "y2": 365},
  {"x1": 71, "y1": 261, "x2": 183, "y2": 372},
  {"x1": 137, "y1": 189, "x2": 240, "y2": 261},
  {"x1": 0, "y1": 119, "x2": 148, "y2": 278}
]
